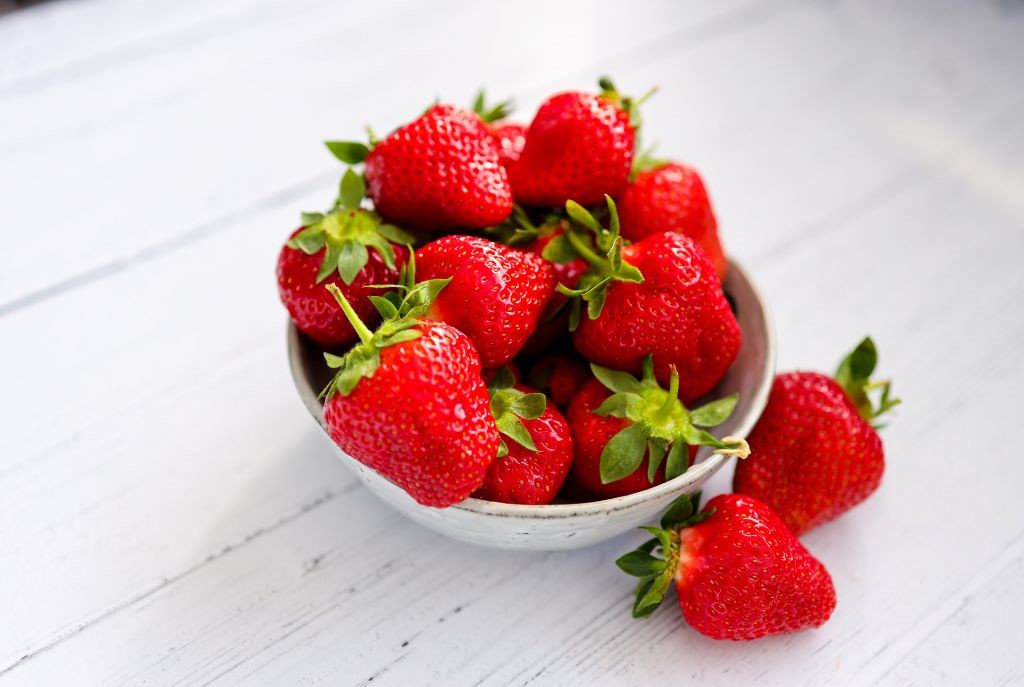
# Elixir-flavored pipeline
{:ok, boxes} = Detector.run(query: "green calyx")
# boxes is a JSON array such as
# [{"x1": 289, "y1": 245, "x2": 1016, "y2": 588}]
[
  {"x1": 591, "y1": 355, "x2": 749, "y2": 484},
  {"x1": 287, "y1": 169, "x2": 414, "y2": 285},
  {"x1": 471, "y1": 89, "x2": 515, "y2": 124},
  {"x1": 834, "y1": 336, "x2": 901, "y2": 428},
  {"x1": 320, "y1": 255, "x2": 451, "y2": 398},
  {"x1": 615, "y1": 491, "x2": 714, "y2": 618},
  {"x1": 597, "y1": 75, "x2": 657, "y2": 130},
  {"x1": 487, "y1": 367, "x2": 547, "y2": 458},
  {"x1": 483, "y1": 204, "x2": 564, "y2": 247},
  {"x1": 544, "y1": 195, "x2": 644, "y2": 330}
]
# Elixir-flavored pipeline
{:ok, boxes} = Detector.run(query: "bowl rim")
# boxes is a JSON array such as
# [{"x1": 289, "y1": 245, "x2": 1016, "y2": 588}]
[{"x1": 287, "y1": 259, "x2": 775, "y2": 519}]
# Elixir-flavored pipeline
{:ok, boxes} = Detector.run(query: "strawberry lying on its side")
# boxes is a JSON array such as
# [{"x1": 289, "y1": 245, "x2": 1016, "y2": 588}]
[
  {"x1": 617, "y1": 161, "x2": 728, "y2": 281},
  {"x1": 508, "y1": 78, "x2": 642, "y2": 207},
  {"x1": 472, "y1": 368, "x2": 573, "y2": 505},
  {"x1": 551, "y1": 196, "x2": 741, "y2": 403},
  {"x1": 733, "y1": 337, "x2": 900, "y2": 535},
  {"x1": 326, "y1": 104, "x2": 512, "y2": 232},
  {"x1": 277, "y1": 170, "x2": 411, "y2": 349},
  {"x1": 567, "y1": 356, "x2": 749, "y2": 500},
  {"x1": 617, "y1": 492, "x2": 836, "y2": 640},
  {"x1": 416, "y1": 235, "x2": 555, "y2": 368},
  {"x1": 321, "y1": 281, "x2": 499, "y2": 508}
]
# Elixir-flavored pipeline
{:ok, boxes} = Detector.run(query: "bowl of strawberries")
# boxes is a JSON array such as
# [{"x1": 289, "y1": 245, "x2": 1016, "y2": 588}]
[{"x1": 280, "y1": 79, "x2": 775, "y2": 550}]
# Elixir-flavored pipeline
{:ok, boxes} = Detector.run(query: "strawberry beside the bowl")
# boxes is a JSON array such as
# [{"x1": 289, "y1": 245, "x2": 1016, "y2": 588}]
[{"x1": 617, "y1": 492, "x2": 836, "y2": 640}]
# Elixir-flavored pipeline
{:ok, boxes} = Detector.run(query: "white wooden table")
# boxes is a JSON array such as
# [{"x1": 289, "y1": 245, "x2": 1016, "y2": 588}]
[{"x1": 3, "y1": 0, "x2": 1023, "y2": 684}]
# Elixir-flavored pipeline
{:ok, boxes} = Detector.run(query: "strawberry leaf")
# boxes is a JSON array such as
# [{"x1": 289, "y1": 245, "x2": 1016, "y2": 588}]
[
  {"x1": 510, "y1": 393, "x2": 546, "y2": 420},
  {"x1": 590, "y1": 364, "x2": 644, "y2": 395},
  {"x1": 600, "y1": 422, "x2": 652, "y2": 484},
  {"x1": 338, "y1": 169, "x2": 366, "y2": 211},
  {"x1": 660, "y1": 492, "x2": 700, "y2": 529},
  {"x1": 368, "y1": 295, "x2": 399, "y2": 320},
  {"x1": 376, "y1": 223, "x2": 415, "y2": 246},
  {"x1": 664, "y1": 439, "x2": 690, "y2": 480},
  {"x1": 593, "y1": 392, "x2": 643, "y2": 420},
  {"x1": 325, "y1": 141, "x2": 369, "y2": 164},
  {"x1": 495, "y1": 413, "x2": 536, "y2": 452},
  {"x1": 337, "y1": 240, "x2": 369, "y2": 285},
  {"x1": 688, "y1": 393, "x2": 738, "y2": 427},
  {"x1": 647, "y1": 437, "x2": 668, "y2": 482},
  {"x1": 616, "y1": 551, "x2": 666, "y2": 577},
  {"x1": 541, "y1": 233, "x2": 577, "y2": 264}
]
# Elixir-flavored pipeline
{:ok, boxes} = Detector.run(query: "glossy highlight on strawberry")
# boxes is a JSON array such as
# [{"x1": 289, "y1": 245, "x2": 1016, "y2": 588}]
[
  {"x1": 328, "y1": 105, "x2": 513, "y2": 232},
  {"x1": 416, "y1": 235, "x2": 556, "y2": 368},
  {"x1": 508, "y1": 82, "x2": 636, "y2": 207}
]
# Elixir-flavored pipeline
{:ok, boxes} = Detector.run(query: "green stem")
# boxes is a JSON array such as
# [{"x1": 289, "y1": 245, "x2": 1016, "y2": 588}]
[
  {"x1": 651, "y1": 367, "x2": 681, "y2": 424},
  {"x1": 326, "y1": 284, "x2": 374, "y2": 344},
  {"x1": 565, "y1": 229, "x2": 608, "y2": 272}
]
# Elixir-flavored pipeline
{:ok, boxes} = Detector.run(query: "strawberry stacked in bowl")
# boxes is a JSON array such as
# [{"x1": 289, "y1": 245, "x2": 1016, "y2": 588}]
[{"x1": 278, "y1": 78, "x2": 755, "y2": 514}]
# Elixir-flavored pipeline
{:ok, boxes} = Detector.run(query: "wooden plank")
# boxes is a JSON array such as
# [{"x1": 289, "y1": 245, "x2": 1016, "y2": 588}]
[{"x1": 874, "y1": 542, "x2": 1024, "y2": 687}]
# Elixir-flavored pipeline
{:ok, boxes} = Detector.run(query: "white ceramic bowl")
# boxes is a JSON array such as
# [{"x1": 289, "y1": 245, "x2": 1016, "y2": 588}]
[{"x1": 287, "y1": 260, "x2": 775, "y2": 550}]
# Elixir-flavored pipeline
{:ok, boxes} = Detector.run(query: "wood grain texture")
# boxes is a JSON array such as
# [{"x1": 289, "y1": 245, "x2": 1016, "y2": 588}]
[{"x1": 1, "y1": 0, "x2": 1023, "y2": 684}]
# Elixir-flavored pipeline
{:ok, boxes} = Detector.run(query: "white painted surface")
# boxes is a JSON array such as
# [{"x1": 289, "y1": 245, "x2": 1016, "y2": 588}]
[{"x1": 1, "y1": 0, "x2": 1022, "y2": 685}]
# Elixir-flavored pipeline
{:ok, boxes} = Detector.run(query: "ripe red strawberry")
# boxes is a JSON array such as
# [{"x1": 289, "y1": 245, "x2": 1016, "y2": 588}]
[
  {"x1": 527, "y1": 354, "x2": 590, "y2": 409},
  {"x1": 484, "y1": 207, "x2": 588, "y2": 354},
  {"x1": 489, "y1": 122, "x2": 527, "y2": 166},
  {"x1": 415, "y1": 235, "x2": 555, "y2": 368},
  {"x1": 472, "y1": 368, "x2": 573, "y2": 505},
  {"x1": 277, "y1": 170, "x2": 411, "y2": 349},
  {"x1": 320, "y1": 283, "x2": 499, "y2": 508},
  {"x1": 733, "y1": 337, "x2": 900, "y2": 535},
  {"x1": 566, "y1": 357, "x2": 749, "y2": 500},
  {"x1": 508, "y1": 78, "x2": 641, "y2": 207},
  {"x1": 617, "y1": 492, "x2": 836, "y2": 640},
  {"x1": 325, "y1": 104, "x2": 512, "y2": 232},
  {"x1": 617, "y1": 162, "x2": 728, "y2": 281},
  {"x1": 552, "y1": 197, "x2": 741, "y2": 403},
  {"x1": 470, "y1": 90, "x2": 527, "y2": 167}
]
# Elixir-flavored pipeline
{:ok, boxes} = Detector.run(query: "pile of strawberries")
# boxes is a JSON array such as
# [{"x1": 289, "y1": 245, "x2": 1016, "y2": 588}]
[{"x1": 276, "y1": 79, "x2": 900, "y2": 642}]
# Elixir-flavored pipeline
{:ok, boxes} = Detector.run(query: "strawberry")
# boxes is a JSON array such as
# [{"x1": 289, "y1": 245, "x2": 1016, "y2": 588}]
[
  {"x1": 277, "y1": 170, "x2": 411, "y2": 349},
  {"x1": 489, "y1": 121, "x2": 527, "y2": 167},
  {"x1": 566, "y1": 357, "x2": 749, "y2": 500},
  {"x1": 508, "y1": 78, "x2": 643, "y2": 207},
  {"x1": 485, "y1": 207, "x2": 589, "y2": 355},
  {"x1": 320, "y1": 281, "x2": 500, "y2": 508},
  {"x1": 472, "y1": 368, "x2": 573, "y2": 505},
  {"x1": 527, "y1": 354, "x2": 590, "y2": 409},
  {"x1": 617, "y1": 492, "x2": 836, "y2": 639},
  {"x1": 470, "y1": 90, "x2": 528, "y2": 168},
  {"x1": 415, "y1": 235, "x2": 555, "y2": 368},
  {"x1": 325, "y1": 104, "x2": 512, "y2": 232},
  {"x1": 733, "y1": 337, "x2": 900, "y2": 535},
  {"x1": 550, "y1": 196, "x2": 741, "y2": 403},
  {"x1": 617, "y1": 162, "x2": 728, "y2": 281}
]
